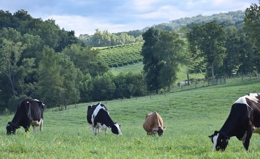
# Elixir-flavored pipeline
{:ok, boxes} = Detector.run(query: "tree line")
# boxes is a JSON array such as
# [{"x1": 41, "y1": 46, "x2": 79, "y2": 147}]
[
  {"x1": 1, "y1": 1, "x2": 260, "y2": 113},
  {"x1": 78, "y1": 29, "x2": 144, "y2": 47},
  {"x1": 141, "y1": 2, "x2": 260, "y2": 94},
  {"x1": 0, "y1": 10, "x2": 146, "y2": 112}
]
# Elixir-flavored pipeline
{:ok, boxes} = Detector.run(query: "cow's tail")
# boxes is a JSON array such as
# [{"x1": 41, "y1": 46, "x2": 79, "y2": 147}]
[{"x1": 26, "y1": 101, "x2": 33, "y2": 121}]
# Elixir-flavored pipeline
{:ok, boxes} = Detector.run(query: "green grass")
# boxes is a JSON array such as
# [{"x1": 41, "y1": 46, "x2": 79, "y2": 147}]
[
  {"x1": 1, "y1": 79, "x2": 260, "y2": 158},
  {"x1": 110, "y1": 62, "x2": 204, "y2": 82},
  {"x1": 110, "y1": 62, "x2": 143, "y2": 75}
]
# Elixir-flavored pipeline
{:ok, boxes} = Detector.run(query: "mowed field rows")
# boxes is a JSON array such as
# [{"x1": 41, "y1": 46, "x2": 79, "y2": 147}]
[{"x1": 0, "y1": 79, "x2": 260, "y2": 158}]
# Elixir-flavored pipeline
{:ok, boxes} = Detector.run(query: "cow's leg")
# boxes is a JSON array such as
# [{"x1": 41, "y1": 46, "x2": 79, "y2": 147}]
[
  {"x1": 92, "y1": 124, "x2": 98, "y2": 135},
  {"x1": 243, "y1": 125, "x2": 253, "y2": 150},
  {"x1": 40, "y1": 119, "x2": 43, "y2": 132},
  {"x1": 104, "y1": 127, "x2": 107, "y2": 135},
  {"x1": 33, "y1": 125, "x2": 36, "y2": 133}
]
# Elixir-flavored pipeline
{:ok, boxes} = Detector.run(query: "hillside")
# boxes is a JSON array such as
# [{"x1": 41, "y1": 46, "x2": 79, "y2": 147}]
[
  {"x1": 1, "y1": 78, "x2": 259, "y2": 158},
  {"x1": 98, "y1": 43, "x2": 142, "y2": 67},
  {"x1": 80, "y1": 10, "x2": 245, "y2": 47}
]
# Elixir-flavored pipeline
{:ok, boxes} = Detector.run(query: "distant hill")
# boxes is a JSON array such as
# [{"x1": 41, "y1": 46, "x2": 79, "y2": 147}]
[
  {"x1": 79, "y1": 11, "x2": 245, "y2": 47},
  {"x1": 152, "y1": 10, "x2": 245, "y2": 31}
]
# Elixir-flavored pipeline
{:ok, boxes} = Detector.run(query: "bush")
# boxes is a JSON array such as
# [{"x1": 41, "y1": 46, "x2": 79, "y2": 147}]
[
  {"x1": 52, "y1": 105, "x2": 65, "y2": 112},
  {"x1": 3, "y1": 108, "x2": 10, "y2": 116}
]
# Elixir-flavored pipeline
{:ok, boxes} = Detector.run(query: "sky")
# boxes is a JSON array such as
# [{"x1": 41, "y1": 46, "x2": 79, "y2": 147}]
[{"x1": 0, "y1": 0, "x2": 258, "y2": 36}]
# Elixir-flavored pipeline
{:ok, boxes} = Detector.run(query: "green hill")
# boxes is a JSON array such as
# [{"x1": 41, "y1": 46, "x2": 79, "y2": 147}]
[
  {"x1": 1, "y1": 77, "x2": 259, "y2": 158},
  {"x1": 98, "y1": 43, "x2": 143, "y2": 67}
]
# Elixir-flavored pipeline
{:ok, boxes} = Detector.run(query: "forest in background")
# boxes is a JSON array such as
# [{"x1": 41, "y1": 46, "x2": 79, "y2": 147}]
[{"x1": 0, "y1": 4, "x2": 260, "y2": 113}]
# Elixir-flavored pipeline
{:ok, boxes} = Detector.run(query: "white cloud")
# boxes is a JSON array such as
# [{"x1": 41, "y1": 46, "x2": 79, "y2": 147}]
[
  {"x1": 132, "y1": 0, "x2": 161, "y2": 11},
  {"x1": 44, "y1": 15, "x2": 141, "y2": 36}
]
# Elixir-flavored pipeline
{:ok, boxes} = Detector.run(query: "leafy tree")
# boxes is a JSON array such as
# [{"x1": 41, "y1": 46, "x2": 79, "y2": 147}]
[
  {"x1": 152, "y1": 31, "x2": 185, "y2": 91},
  {"x1": 223, "y1": 26, "x2": 241, "y2": 76},
  {"x1": 124, "y1": 72, "x2": 146, "y2": 97},
  {"x1": 90, "y1": 72, "x2": 116, "y2": 101},
  {"x1": 59, "y1": 53, "x2": 81, "y2": 108},
  {"x1": 187, "y1": 22, "x2": 226, "y2": 79},
  {"x1": 62, "y1": 44, "x2": 109, "y2": 76},
  {"x1": 36, "y1": 47, "x2": 64, "y2": 107},
  {"x1": 0, "y1": 38, "x2": 26, "y2": 96},
  {"x1": 80, "y1": 73, "x2": 93, "y2": 102},
  {"x1": 237, "y1": 29, "x2": 256, "y2": 75},
  {"x1": 141, "y1": 28, "x2": 160, "y2": 94},
  {"x1": 0, "y1": 10, "x2": 13, "y2": 29},
  {"x1": 244, "y1": 1, "x2": 260, "y2": 51}
]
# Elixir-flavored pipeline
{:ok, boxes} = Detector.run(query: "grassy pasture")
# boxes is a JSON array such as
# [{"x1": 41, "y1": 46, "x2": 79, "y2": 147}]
[
  {"x1": 110, "y1": 62, "x2": 204, "y2": 82},
  {"x1": 1, "y1": 79, "x2": 260, "y2": 158}
]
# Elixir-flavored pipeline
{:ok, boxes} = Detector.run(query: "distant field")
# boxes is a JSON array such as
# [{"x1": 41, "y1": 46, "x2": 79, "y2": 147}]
[
  {"x1": 98, "y1": 43, "x2": 143, "y2": 67},
  {"x1": 110, "y1": 62, "x2": 143, "y2": 75},
  {"x1": 110, "y1": 62, "x2": 204, "y2": 82},
  {"x1": 1, "y1": 78, "x2": 260, "y2": 158}
]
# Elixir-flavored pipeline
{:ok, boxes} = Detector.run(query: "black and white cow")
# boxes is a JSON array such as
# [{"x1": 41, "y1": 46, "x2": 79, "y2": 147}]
[
  {"x1": 6, "y1": 98, "x2": 45, "y2": 135},
  {"x1": 209, "y1": 93, "x2": 260, "y2": 151},
  {"x1": 86, "y1": 103, "x2": 122, "y2": 135}
]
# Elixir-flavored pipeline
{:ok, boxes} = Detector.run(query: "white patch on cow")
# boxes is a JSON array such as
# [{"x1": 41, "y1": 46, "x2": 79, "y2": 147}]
[
  {"x1": 96, "y1": 122, "x2": 108, "y2": 134},
  {"x1": 114, "y1": 123, "x2": 122, "y2": 135},
  {"x1": 91, "y1": 103, "x2": 108, "y2": 124},
  {"x1": 34, "y1": 99, "x2": 40, "y2": 102},
  {"x1": 31, "y1": 118, "x2": 43, "y2": 133},
  {"x1": 212, "y1": 133, "x2": 219, "y2": 150},
  {"x1": 234, "y1": 93, "x2": 259, "y2": 106}
]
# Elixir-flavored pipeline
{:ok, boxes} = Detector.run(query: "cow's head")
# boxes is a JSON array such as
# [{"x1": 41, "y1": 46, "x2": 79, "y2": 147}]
[
  {"x1": 209, "y1": 131, "x2": 230, "y2": 151},
  {"x1": 6, "y1": 122, "x2": 18, "y2": 135},
  {"x1": 152, "y1": 126, "x2": 166, "y2": 136},
  {"x1": 111, "y1": 122, "x2": 122, "y2": 135},
  {"x1": 158, "y1": 126, "x2": 166, "y2": 136}
]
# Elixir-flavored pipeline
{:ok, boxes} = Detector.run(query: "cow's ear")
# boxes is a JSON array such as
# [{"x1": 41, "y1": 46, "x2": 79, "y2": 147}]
[{"x1": 208, "y1": 133, "x2": 215, "y2": 139}]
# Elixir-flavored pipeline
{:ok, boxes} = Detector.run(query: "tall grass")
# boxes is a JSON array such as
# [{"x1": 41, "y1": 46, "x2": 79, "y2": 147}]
[{"x1": 1, "y1": 79, "x2": 260, "y2": 158}]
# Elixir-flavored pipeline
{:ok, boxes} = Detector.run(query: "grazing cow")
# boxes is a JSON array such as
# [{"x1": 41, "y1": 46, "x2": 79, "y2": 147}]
[
  {"x1": 6, "y1": 98, "x2": 45, "y2": 135},
  {"x1": 209, "y1": 93, "x2": 260, "y2": 151},
  {"x1": 143, "y1": 111, "x2": 166, "y2": 136},
  {"x1": 86, "y1": 103, "x2": 122, "y2": 135}
]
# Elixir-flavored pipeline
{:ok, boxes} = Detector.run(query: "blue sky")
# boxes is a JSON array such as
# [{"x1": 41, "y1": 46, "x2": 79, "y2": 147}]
[{"x1": 0, "y1": 0, "x2": 257, "y2": 36}]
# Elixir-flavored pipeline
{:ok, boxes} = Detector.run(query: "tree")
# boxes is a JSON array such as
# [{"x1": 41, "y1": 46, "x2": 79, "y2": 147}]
[
  {"x1": 152, "y1": 31, "x2": 185, "y2": 91},
  {"x1": 223, "y1": 26, "x2": 240, "y2": 76},
  {"x1": 237, "y1": 29, "x2": 256, "y2": 75},
  {"x1": 187, "y1": 22, "x2": 226, "y2": 79},
  {"x1": 0, "y1": 38, "x2": 26, "y2": 96},
  {"x1": 62, "y1": 44, "x2": 109, "y2": 77},
  {"x1": 141, "y1": 28, "x2": 160, "y2": 94},
  {"x1": 244, "y1": 1, "x2": 260, "y2": 73},
  {"x1": 244, "y1": 1, "x2": 260, "y2": 51},
  {"x1": 36, "y1": 47, "x2": 64, "y2": 107},
  {"x1": 59, "y1": 53, "x2": 81, "y2": 108}
]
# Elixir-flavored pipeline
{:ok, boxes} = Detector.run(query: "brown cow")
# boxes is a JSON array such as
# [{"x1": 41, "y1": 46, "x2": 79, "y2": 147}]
[{"x1": 143, "y1": 111, "x2": 166, "y2": 136}]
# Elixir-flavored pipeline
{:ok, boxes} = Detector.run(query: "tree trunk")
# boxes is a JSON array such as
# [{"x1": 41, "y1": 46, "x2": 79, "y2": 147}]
[
  {"x1": 211, "y1": 63, "x2": 214, "y2": 84},
  {"x1": 187, "y1": 71, "x2": 190, "y2": 86}
]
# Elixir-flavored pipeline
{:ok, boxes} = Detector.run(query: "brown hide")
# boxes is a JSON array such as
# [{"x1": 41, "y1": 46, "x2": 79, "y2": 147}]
[{"x1": 143, "y1": 111, "x2": 164, "y2": 136}]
